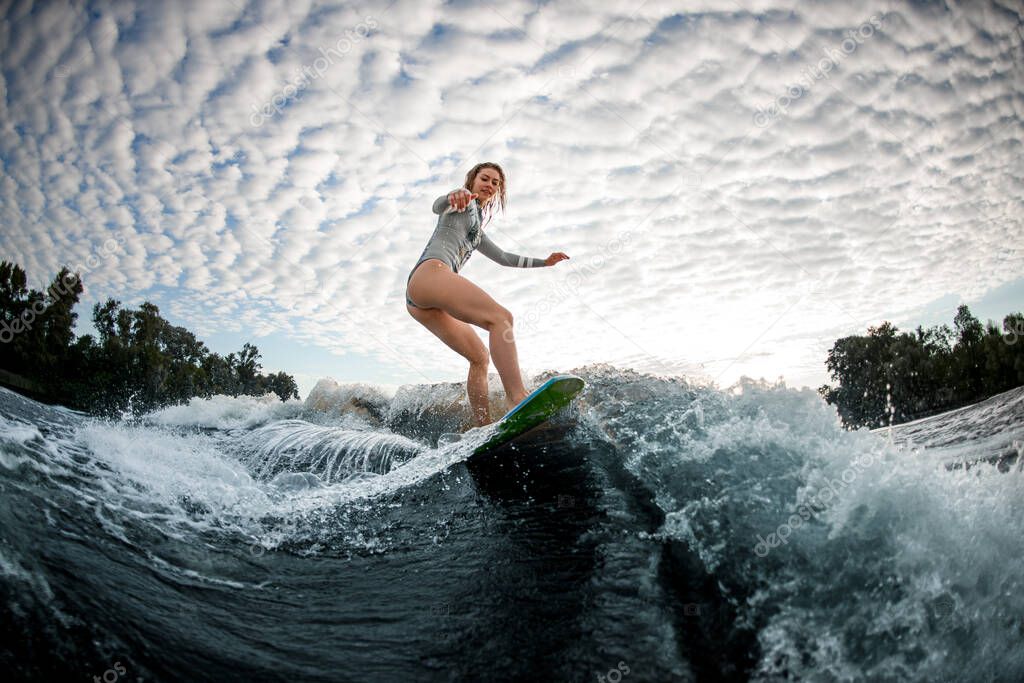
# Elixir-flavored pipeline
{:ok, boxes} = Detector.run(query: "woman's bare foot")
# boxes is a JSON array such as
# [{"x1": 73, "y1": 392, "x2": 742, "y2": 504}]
[{"x1": 507, "y1": 392, "x2": 529, "y2": 408}]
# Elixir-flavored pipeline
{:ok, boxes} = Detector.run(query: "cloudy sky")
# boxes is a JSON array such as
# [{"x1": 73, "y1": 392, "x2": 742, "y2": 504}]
[{"x1": 2, "y1": 0, "x2": 1022, "y2": 398}]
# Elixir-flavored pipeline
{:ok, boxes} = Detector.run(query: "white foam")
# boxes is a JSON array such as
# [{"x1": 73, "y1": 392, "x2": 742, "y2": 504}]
[
  {"x1": 143, "y1": 393, "x2": 304, "y2": 430},
  {"x1": 305, "y1": 378, "x2": 392, "y2": 416},
  {"x1": 75, "y1": 420, "x2": 268, "y2": 514},
  {"x1": 588, "y1": 375, "x2": 1024, "y2": 681},
  {"x1": 241, "y1": 419, "x2": 425, "y2": 481},
  {"x1": 0, "y1": 415, "x2": 42, "y2": 446}
]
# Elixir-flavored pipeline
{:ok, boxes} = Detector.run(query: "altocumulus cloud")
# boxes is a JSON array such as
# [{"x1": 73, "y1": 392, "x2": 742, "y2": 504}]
[{"x1": 0, "y1": 0, "x2": 1021, "y2": 390}]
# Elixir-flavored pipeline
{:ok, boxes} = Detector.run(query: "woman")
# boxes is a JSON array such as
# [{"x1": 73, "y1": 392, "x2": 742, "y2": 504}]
[{"x1": 405, "y1": 162, "x2": 570, "y2": 427}]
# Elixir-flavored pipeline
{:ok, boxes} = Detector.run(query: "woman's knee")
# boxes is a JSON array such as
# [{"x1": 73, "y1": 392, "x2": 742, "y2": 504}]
[
  {"x1": 486, "y1": 306, "x2": 513, "y2": 332},
  {"x1": 468, "y1": 347, "x2": 490, "y2": 366}
]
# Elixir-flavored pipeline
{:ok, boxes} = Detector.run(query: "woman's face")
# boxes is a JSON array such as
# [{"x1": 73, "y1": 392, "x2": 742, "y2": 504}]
[{"x1": 471, "y1": 168, "x2": 502, "y2": 205}]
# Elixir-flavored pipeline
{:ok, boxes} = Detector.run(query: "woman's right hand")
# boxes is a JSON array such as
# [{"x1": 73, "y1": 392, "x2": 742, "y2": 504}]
[{"x1": 448, "y1": 188, "x2": 478, "y2": 212}]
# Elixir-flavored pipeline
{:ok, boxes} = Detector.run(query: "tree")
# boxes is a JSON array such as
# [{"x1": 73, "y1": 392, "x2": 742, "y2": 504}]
[
  {"x1": 953, "y1": 304, "x2": 983, "y2": 348},
  {"x1": 234, "y1": 342, "x2": 263, "y2": 395},
  {"x1": 263, "y1": 371, "x2": 300, "y2": 401},
  {"x1": 820, "y1": 306, "x2": 1024, "y2": 429},
  {"x1": 0, "y1": 261, "x2": 301, "y2": 415}
]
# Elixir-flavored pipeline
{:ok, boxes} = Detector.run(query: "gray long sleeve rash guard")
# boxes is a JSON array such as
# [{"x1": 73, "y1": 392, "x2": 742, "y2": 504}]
[{"x1": 409, "y1": 193, "x2": 547, "y2": 277}]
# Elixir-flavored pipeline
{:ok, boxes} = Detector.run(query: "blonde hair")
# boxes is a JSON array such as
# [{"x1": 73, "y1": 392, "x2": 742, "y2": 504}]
[{"x1": 463, "y1": 162, "x2": 507, "y2": 229}]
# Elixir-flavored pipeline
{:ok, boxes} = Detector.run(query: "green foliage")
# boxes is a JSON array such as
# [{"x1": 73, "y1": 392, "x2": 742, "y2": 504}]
[
  {"x1": 819, "y1": 304, "x2": 1024, "y2": 429},
  {"x1": 1, "y1": 262, "x2": 84, "y2": 383},
  {"x1": 0, "y1": 260, "x2": 300, "y2": 414}
]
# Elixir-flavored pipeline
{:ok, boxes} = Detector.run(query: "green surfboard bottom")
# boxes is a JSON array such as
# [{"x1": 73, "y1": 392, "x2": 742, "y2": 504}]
[{"x1": 471, "y1": 374, "x2": 585, "y2": 456}]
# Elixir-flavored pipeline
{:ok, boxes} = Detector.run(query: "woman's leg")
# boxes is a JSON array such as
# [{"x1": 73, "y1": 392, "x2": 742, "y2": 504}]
[
  {"x1": 466, "y1": 356, "x2": 490, "y2": 426},
  {"x1": 407, "y1": 260, "x2": 529, "y2": 408},
  {"x1": 407, "y1": 303, "x2": 493, "y2": 426}
]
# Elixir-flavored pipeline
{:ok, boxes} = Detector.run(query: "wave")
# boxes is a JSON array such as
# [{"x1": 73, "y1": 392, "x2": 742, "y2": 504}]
[{"x1": 1, "y1": 369, "x2": 1021, "y2": 681}]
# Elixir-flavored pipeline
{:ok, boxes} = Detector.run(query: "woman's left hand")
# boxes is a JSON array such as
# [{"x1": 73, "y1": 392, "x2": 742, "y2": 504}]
[{"x1": 545, "y1": 252, "x2": 570, "y2": 266}]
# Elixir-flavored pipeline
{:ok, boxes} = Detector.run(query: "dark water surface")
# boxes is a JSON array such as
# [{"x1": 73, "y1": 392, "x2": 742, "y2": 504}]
[{"x1": 1, "y1": 368, "x2": 1022, "y2": 682}]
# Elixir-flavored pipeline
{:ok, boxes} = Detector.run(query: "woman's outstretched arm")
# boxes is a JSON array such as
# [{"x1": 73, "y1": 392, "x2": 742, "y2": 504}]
[
  {"x1": 434, "y1": 189, "x2": 478, "y2": 214},
  {"x1": 478, "y1": 233, "x2": 564, "y2": 268},
  {"x1": 432, "y1": 194, "x2": 451, "y2": 214}
]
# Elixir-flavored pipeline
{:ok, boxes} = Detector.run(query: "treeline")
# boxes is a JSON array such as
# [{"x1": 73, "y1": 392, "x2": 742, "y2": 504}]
[
  {"x1": 0, "y1": 260, "x2": 298, "y2": 415},
  {"x1": 819, "y1": 304, "x2": 1024, "y2": 429}
]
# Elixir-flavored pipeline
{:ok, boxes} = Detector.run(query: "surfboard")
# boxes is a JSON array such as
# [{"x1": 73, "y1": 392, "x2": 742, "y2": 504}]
[{"x1": 471, "y1": 374, "x2": 585, "y2": 456}]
